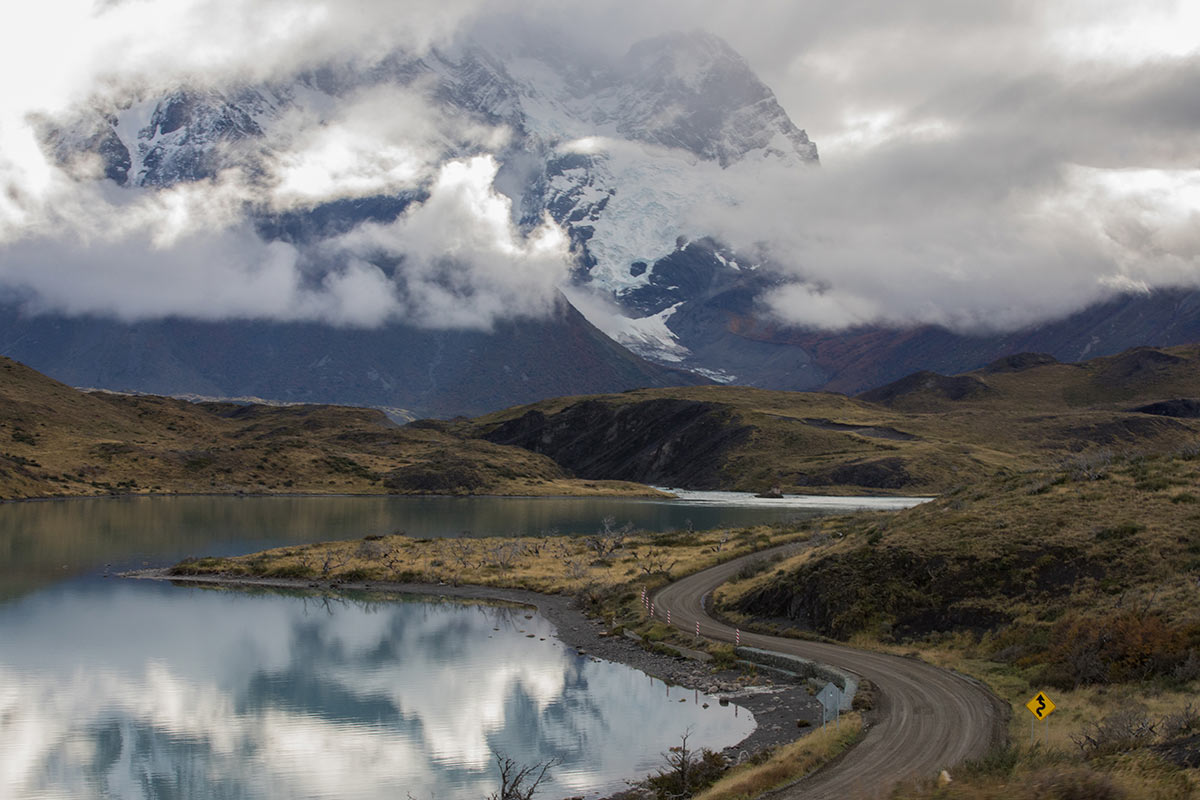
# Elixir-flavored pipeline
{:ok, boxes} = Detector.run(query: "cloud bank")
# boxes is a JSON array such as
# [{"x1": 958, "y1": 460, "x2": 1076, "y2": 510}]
[
  {"x1": 0, "y1": 0, "x2": 1198, "y2": 333},
  {"x1": 0, "y1": 0, "x2": 568, "y2": 330}
]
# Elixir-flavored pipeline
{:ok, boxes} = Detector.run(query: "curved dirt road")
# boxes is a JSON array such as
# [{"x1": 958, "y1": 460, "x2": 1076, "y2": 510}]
[{"x1": 653, "y1": 545, "x2": 1007, "y2": 799}]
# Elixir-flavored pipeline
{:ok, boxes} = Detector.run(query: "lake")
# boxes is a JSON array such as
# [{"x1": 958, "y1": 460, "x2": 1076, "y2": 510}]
[{"x1": 0, "y1": 492, "x2": 926, "y2": 798}]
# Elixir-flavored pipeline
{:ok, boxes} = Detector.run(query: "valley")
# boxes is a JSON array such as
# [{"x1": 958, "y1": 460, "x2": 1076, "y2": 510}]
[
  {"x1": 5, "y1": 343, "x2": 1200, "y2": 502},
  {"x1": 4, "y1": 4, "x2": 1200, "y2": 799},
  {"x1": 75, "y1": 342, "x2": 1200, "y2": 798}
]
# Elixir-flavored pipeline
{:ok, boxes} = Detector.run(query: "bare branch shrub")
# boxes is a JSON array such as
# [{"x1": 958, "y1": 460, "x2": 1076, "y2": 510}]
[
  {"x1": 320, "y1": 550, "x2": 349, "y2": 578},
  {"x1": 585, "y1": 516, "x2": 632, "y2": 560},
  {"x1": 1072, "y1": 707, "x2": 1157, "y2": 757},
  {"x1": 487, "y1": 751, "x2": 558, "y2": 800},
  {"x1": 635, "y1": 549, "x2": 678, "y2": 577},
  {"x1": 448, "y1": 538, "x2": 479, "y2": 569}
]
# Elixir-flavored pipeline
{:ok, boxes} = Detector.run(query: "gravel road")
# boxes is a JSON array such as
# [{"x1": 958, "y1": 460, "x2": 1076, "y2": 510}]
[{"x1": 652, "y1": 544, "x2": 1009, "y2": 799}]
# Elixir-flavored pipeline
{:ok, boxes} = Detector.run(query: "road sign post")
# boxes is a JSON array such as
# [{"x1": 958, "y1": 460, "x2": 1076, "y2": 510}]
[
  {"x1": 817, "y1": 681, "x2": 843, "y2": 731},
  {"x1": 1025, "y1": 691, "x2": 1057, "y2": 744}
]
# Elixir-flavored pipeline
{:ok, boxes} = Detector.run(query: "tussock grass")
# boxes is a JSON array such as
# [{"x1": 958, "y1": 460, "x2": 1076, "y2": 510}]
[
  {"x1": 693, "y1": 713, "x2": 862, "y2": 800},
  {"x1": 172, "y1": 525, "x2": 812, "y2": 603}
]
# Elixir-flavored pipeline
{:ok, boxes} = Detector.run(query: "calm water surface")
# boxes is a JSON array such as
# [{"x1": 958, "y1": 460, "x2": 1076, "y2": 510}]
[
  {"x1": 0, "y1": 493, "x2": 926, "y2": 799},
  {"x1": 0, "y1": 580, "x2": 753, "y2": 799}
]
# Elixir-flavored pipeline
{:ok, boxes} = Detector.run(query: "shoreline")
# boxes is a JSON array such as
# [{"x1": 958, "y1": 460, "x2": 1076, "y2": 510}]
[
  {"x1": 3, "y1": 485, "x2": 934, "y2": 506},
  {"x1": 125, "y1": 569, "x2": 825, "y2": 783},
  {"x1": 0, "y1": 485, "x2": 677, "y2": 505}
]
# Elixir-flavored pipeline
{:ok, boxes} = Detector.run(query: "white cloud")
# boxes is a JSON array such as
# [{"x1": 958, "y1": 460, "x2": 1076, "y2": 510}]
[
  {"x1": 333, "y1": 156, "x2": 571, "y2": 329},
  {"x1": 1, "y1": 0, "x2": 1199, "y2": 334},
  {"x1": 263, "y1": 83, "x2": 510, "y2": 210}
]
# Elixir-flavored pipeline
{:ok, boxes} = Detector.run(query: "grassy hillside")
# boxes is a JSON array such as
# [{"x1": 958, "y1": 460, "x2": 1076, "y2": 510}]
[
  {"x1": 0, "y1": 357, "x2": 661, "y2": 501},
  {"x1": 709, "y1": 445, "x2": 1200, "y2": 798},
  {"x1": 468, "y1": 346, "x2": 1200, "y2": 495},
  {"x1": 6, "y1": 343, "x2": 1200, "y2": 501},
  {"x1": 722, "y1": 445, "x2": 1200, "y2": 680}
]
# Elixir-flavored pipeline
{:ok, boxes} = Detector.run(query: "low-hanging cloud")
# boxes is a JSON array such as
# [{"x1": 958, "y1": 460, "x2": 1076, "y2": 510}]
[
  {"x1": 331, "y1": 156, "x2": 570, "y2": 328},
  {"x1": 2, "y1": 157, "x2": 569, "y2": 328},
  {"x1": 0, "y1": 0, "x2": 569, "y2": 330},
  {"x1": 0, "y1": 0, "x2": 1198, "y2": 334}
]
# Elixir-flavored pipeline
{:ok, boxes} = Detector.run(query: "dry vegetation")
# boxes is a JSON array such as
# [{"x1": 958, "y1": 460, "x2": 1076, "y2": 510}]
[
  {"x1": 170, "y1": 521, "x2": 808, "y2": 604},
  {"x1": 0, "y1": 357, "x2": 665, "y2": 500},
  {"x1": 720, "y1": 445, "x2": 1200, "y2": 685},
  {"x1": 712, "y1": 443, "x2": 1200, "y2": 798},
  {"x1": 692, "y1": 713, "x2": 862, "y2": 800},
  {"x1": 468, "y1": 345, "x2": 1200, "y2": 495}
]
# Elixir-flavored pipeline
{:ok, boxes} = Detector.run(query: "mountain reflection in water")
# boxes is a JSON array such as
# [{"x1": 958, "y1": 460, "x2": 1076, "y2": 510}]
[{"x1": 0, "y1": 580, "x2": 753, "y2": 799}]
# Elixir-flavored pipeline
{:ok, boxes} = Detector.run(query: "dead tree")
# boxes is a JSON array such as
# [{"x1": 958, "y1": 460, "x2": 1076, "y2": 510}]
[
  {"x1": 486, "y1": 541, "x2": 525, "y2": 573},
  {"x1": 448, "y1": 538, "x2": 478, "y2": 569},
  {"x1": 636, "y1": 549, "x2": 678, "y2": 577},
  {"x1": 585, "y1": 517, "x2": 632, "y2": 560},
  {"x1": 320, "y1": 550, "x2": 349, "y2": 578},
  {"x1": 487, "y1": 752, "x2": 558, "y2": 800}
]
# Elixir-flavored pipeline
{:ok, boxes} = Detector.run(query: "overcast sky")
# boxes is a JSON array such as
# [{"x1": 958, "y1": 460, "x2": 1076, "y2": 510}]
[{"x1": 0, "y1": 0, "x2": 1197, "y2": 332}]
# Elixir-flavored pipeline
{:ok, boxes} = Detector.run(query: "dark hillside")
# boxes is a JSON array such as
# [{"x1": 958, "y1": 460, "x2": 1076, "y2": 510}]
[
  {"x1": 727, "y1": 445, "x2": 1200, "y2": 687},
  {"x1": 473, "y1": 345, "x2": 1200, "y2": 495},
  {"x1": 483, "y1": 398, "x2": 752, "y2": 487}
]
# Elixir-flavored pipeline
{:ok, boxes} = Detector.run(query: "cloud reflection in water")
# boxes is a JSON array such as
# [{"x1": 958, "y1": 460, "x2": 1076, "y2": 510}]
[{"x1": 0, "y1": 581, "x2": 753, "y2": 799}]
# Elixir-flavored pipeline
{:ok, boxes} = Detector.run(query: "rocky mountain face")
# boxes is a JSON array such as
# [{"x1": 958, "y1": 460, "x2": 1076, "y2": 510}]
[
  {"x1": 21, "y1": 30, "x2": 1200, "y2": 414},
  {"x1": 0, "y1": 296, "x2": 702, "y2": 419}
]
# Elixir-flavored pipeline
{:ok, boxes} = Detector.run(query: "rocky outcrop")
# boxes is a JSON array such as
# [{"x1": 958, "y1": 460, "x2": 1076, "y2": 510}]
[{"x1": 482, "y1": 397, "x2": 751, "y2": 487}]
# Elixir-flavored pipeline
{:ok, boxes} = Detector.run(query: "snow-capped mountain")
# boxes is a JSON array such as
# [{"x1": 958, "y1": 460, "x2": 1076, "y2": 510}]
[
  {"x1": 25, "y1": 29, "x2": 1199, "y2": 415},
  {"x1": 47, "y1": 30, "x2": 817, "y2": 374}
]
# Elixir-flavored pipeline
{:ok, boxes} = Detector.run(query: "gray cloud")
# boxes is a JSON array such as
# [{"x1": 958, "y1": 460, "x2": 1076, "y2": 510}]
[{"x1": 0, "y1": 0, "x2": 1197, "y2": 333}]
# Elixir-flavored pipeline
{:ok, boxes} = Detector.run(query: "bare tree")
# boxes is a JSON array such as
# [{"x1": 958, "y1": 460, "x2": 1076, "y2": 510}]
[
  {"x1": 320, "y1": 549, "x2": 349, "y2": 578},
  {"x1": 635, "y1": 549, "x2": 678, "y2": 577},
  {"x1": 487, "y1": 752, "x2": 558, "y2": 800},
  {"x1": 448, "y1": 538, "x2": 479, "y2": 569},
  {"x1": 585, "y1": 516, "x2": 632, "y2": 560},
  {"x1": 485, "y1": 540, "x2": 525, "y2": 573},
  {"x1": 644, "y1": 730, "x2": 726, "y2": 799},
  {"x1": 563, "y1": 556, "x2": 589, "y2": 580}
]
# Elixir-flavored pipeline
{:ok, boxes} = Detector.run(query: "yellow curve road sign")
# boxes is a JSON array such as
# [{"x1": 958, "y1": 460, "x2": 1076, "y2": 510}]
[{"x1": 1026, "y1": 691, "x2": 1056, "y2": 720}]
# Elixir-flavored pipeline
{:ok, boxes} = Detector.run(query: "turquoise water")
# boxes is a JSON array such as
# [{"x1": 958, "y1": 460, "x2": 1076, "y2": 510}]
[{"x1": 0, "y1": 492, "x2": 923, "y2": 799}]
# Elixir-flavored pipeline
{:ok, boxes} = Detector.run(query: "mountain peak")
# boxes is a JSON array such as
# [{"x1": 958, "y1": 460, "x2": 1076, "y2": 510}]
[{"x1": 613, "y1": 30, "x2": 818, "y2": 167}]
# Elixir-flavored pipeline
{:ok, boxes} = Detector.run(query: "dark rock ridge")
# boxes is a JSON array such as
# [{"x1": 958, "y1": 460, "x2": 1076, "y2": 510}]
[
  {"x1": 1131, "y1": 399, "x2": 1200, "y2": 419},
  {"x1": 481, "y1": 398, "x2": 751, "y2": 488},
  {"x1": 856, "y1": 371, "x2": 992, "y2": 409},
  {"x1": 700, "y1": 287, "x2": 1200, "y2": 395},
  {"x1": 981, "y1": 352, "x2": 1059, "y2": 373}
]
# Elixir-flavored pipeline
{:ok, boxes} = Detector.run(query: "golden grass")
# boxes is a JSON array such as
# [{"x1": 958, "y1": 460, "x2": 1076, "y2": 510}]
[
  {"x1": 0, "y1": 357, "x2": 670, "y2": 501},
  {"x1": 469, "y1": 347, "x2": 1200, "y2": 496},
  {"x1": 175, "y1": 525, "x2": 811, "y2": 601},
  {"x1": 717, "y1": 449, "x2": 1200, "y2": 639},
  {"x1": 693, "y1": 713, "x2": 862, "y2": 800},
  {"x1": 9, "y1": 342, "x2": 1200, "y2": 501}
]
